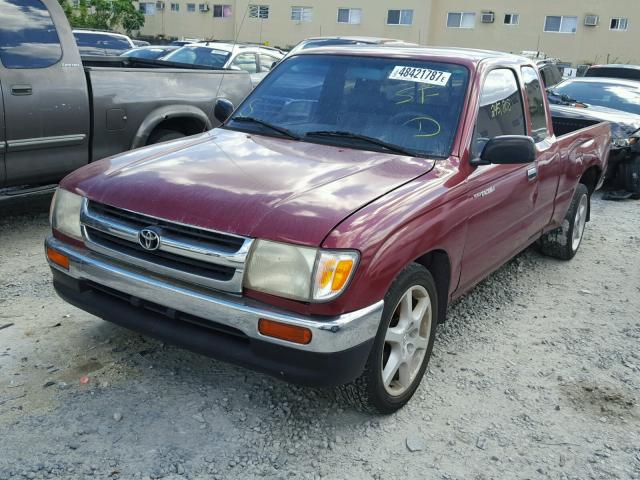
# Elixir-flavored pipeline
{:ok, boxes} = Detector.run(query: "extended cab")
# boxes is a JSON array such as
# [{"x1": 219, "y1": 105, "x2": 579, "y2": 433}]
[
  {"x1": 46, "y1": 47, "x2": 610, "y2": 413},
  {"x1": 0, "y1": 0, "x2": 252, "y2": 194}
]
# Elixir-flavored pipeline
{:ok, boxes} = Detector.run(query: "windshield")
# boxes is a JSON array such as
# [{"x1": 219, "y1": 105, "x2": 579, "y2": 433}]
[
  {"x1": 226, "y1": 55, "x2": 470, "y2": 158},
  {"x1": 161, "y1": 46, "x2": 231, "y2": 67},
  {"x1": 122, "y1": 47, "x2": 172, "y2": 59},
  {"x1": 550, "y1": 80, "x2": 640, "y2": 115}
]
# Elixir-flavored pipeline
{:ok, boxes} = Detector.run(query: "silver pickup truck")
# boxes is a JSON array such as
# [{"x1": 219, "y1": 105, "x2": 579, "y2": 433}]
[{"x1": 0, "y1": 0, "x2": 253, "y2": 194}]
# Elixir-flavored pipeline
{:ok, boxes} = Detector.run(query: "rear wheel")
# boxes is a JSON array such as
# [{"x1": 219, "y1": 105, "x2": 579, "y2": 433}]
[
  {"x1": 147, "y1": 129, "x2": 186, "y2": 145},
  {"x1": 618, "y1": 156, "x2": 640, "y2": 196},
  {"x1": 338, "y1": 264, "x2": 438, "y2": 414},
  {"x1": 538, "y1": 183, "x2": 589, "y2": 260}
]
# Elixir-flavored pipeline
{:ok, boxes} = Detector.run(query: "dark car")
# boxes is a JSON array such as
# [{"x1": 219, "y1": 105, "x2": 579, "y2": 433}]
[
  {"x1": 73, "y1": 29, "x2": 135, "y2": 56},
  {"x1": 121, "y1": 45, "x2": 179, "y2": 60},
  {"x1": 585, "y1": 64, "x2": 640, "y2": 81},
  {"x1": 537, "y1": 61, "x2": 563, "y2": 87},
  {"x1": 548, "y1": 77, "x2": 640, "y2": 194}
]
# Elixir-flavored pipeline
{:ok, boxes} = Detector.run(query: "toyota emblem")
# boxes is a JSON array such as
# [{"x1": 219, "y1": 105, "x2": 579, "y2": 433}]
[{"x1": 138, "y1": 228, "x2": 161, "y2": 251}]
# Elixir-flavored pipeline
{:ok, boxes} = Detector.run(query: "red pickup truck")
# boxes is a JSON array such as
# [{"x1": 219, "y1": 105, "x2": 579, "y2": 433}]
[{"x1": 46, "y1": 47, "x2": 610, "y2": 413}]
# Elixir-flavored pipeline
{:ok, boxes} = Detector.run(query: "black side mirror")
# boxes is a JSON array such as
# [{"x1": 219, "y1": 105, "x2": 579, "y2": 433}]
[
  {"x1": 474, "y1": 135, "x2": 536, "y2": 165},
  {"x1": 214, "y1": 98, "x2": 234, "y2": 124},
  {"x1": 270, "y1": 61, "x2": 278, "y2": 69}
]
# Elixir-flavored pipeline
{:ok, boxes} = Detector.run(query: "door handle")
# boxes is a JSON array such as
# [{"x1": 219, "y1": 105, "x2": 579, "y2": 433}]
[
  {"x1": 11, "y1": 84, "x2": 32, "y2": 96},
  {"x1": 527, "y1": 166, "x2": 538, "y2": 181}
]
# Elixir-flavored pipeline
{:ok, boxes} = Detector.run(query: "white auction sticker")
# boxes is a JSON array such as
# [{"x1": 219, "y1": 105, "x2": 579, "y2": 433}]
[{"x1": 388, "y1": 66, "x2": 451, "y2": 86}]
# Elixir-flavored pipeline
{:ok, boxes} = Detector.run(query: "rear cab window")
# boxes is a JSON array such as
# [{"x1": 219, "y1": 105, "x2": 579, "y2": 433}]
[
  {"x1": 472, "y1": 68, "x2": 526, "y2": 158},
  {"x1": 521, "y1": 66, "x2": 549, "y2": 142},
  {"x1": 0, "y1": 0, "x2": 62, "y2": 69}
]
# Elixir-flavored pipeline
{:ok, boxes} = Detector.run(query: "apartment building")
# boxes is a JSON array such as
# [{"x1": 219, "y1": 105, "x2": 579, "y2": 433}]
[{"x1": 134, "y1": 0, "x2": 640, "y2": 65}]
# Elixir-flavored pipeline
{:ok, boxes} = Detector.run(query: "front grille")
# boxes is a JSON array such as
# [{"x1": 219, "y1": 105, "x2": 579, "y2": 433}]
[
  {"x1": 81, "y1": 200, "x2": 253, "y2": 293},
  {"x1": 86, "y1": 227, "x2": 235, "y2": 281},
  {"x1": 89, "y1": 201, "x2": 245, "y2": 253}
]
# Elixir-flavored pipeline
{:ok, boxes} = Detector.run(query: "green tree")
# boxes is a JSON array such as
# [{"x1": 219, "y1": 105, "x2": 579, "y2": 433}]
[{"x1": 58, "y1": 0, "x2": 144, "y2": 35}]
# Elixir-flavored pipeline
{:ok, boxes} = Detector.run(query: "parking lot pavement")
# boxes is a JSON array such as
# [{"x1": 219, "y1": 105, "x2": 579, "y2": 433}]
[{"x1": 0, "y1": 194, "x2": 638, "y2": 480}]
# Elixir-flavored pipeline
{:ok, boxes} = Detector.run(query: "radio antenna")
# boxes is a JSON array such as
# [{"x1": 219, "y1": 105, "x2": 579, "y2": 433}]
[{"x1": 204, "y1": 4, "x2": 250, "y2": 132}]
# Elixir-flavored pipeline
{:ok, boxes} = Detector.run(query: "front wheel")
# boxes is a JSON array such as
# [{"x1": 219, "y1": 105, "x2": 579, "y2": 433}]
[
  {"x1": 538, "y1": 183, "x2": 589, "y2": 260},
  {"x1": 338, "y1": 264, "x2": 438, "y2": 414}
]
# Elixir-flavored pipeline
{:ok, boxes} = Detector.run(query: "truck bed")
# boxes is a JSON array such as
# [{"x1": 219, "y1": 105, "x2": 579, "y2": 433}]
[{"x1": 84, "y1": 62, "x2": 253, "y2": 162}]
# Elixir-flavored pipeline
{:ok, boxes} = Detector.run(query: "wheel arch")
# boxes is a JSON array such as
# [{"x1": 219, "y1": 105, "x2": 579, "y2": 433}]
[
  {"x1": 131, "y1": 105, "x2": 213, "y2": 149},
  {"x1": 579, "y1": 165, "x2": 601, "y2": 221},
  {"x1": 413, "y1": 249, "x2": 451, "y2": 324}
]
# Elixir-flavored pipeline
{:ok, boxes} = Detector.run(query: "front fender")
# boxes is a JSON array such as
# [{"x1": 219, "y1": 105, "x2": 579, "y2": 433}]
[{"x1": 131, "y1": 105, "x2": 213, "y2": 149}]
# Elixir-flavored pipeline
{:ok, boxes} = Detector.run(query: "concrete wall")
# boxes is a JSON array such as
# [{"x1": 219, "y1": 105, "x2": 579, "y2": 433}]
[{"x1": 134, "y1": 0, "x2": 640, "y2": 65}]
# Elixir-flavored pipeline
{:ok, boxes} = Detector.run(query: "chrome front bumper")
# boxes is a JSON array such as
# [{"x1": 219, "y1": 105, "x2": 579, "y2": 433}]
[{"x1": 46, "y1": 236, "x2": 383, "y2": 354}]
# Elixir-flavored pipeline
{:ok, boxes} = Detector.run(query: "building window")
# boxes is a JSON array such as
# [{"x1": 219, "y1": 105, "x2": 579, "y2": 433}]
[
  {"x1": 139, "y1": 2, "x2": 156, "y2": 15},
  {"x1": 387, "y1": 9, "x2": 413, "y2": 25},
  {"x1": 544, "y1": 15, "x2": 578, "y2": 33},
  {"x1": 248, "y1": 4, "x2": 269, "y2": 19},
  {"x1": 213, "y1": 4, "x2": 232, "y2": 17},
  {"x1": 447, "y1": 12, "x2": 475, "y2": 28},
  {"x1": 504, "y1": 13, "x2": 519, "y2": 25},
  {"x1": 170, "y1": 3, "x2": 179, "y2": 11},
  {"x1": 610, "y1": 17, "x2": 628, "y2": 30},
  {"x1": 337, "y1": 8, "x2": 362, "y2": 25},
  {"x1": 186, "y1": 3, "x2": 195, "y2": 12},
  {"x1": 291, "y1": 6, "x2": 313, "y2": 22}
]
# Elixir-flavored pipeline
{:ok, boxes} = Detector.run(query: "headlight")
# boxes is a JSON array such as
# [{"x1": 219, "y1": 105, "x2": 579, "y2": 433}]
[
  {"x1": 50, "y1": 188, "x2": 83, "y2": 240},
  {"x1": 611, "y1": 138, "x2": 631, "y2": 148},
  {"x1": 244, "y1": 239, "x2": 359, "y2": 302}
]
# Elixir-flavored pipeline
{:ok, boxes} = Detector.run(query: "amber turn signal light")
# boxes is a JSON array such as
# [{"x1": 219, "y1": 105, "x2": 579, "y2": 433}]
[
  {"x1": 258, "y1": 318, "x2": 312, "y2": 345},
  {"x1": 47, "y1": 247, "x2": 70, "y2": 270}
]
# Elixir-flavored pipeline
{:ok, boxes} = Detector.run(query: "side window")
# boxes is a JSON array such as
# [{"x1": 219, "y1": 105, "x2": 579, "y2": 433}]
[
  {"x1": 232, "y1": 53, "x2": 258, "y2": 73},
  {"x1": 103, "y1": 36, "x2": 132, "y2": 51},
  {"x1": 472, "y1": 69, "x2": 526, "y2": 158},
  {"x1": 521, "y1": 66, "x2": 549, "y2": 142},
  {"x1": 0, "y1": 0, "x2": 62, "y2": 69},
  {"x1": 259, "y1": 54, "x2": 279, "y2": 72}
]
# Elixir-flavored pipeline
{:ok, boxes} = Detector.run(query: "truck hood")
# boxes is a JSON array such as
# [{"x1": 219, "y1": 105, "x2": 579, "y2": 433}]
[{"x1": 62, "y1": 128, "x2": 435, "y2": 246}]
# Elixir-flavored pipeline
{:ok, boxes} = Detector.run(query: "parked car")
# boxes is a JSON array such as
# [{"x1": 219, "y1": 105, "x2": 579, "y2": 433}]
[
  {"x1": 170, "y1": 39, "x2": 200, "y2": 46},
  {"x1": 548, "y1": 77, "x2": 640, "y2": 193},
  {"x1": 286, "y1": 36, "x2": 418, "y2": 58},
  {"x1": 72, "y1": 29, "x2": 135, "y2": 56},
  {"x1": 120, "y1": 45, "x2": 179, "y2": 60},
  {"x1": 537, "y1": 60, "x2": 563, "y2": 87},
  {"x1": 160, "y1": 42, "x2": 285, "y2": 87},
  {"x1": 46, "y1": 46, "x2": 610, "y2": 413},
  {"x1": 132, "y1": 39, "x2": 150, "y2": 47},
  {"x1": 0, "y1": 0, "x2": 254, "y2": 193},
  {"x1": 585, "y1": 64, "x2": 640, "y2": 81}
]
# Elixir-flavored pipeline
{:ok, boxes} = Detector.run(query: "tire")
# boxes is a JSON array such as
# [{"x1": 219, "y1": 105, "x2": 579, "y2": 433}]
[
  {"x1": 337, "y1": 263, "x2": 438, "y2": 414},
  {"x1": 538, "y1": 183, "x2": 589, "y2": 260},
  {"x1": 618, "y1": 156, "x2": 640, "y2": 196},
  {"x1": 147, "y1": 129, "x2": 186, "y2": 145}
]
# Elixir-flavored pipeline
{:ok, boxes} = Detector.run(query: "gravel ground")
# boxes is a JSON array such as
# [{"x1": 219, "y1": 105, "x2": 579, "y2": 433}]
[{"x1": 0, "y1": 193, "x2": 639, "y2": 480}]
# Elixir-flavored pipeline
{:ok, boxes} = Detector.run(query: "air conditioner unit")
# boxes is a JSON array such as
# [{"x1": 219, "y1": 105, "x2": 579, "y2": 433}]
[
  {"x1": 156, "y1": 1, "x2": 165, "y2": 10},
  {"x1": 584, "y1": 15, "x2": 599, "y2": 26},
  {"x1": 481, "y1": 12, "x2": 495, "y2": 24},
  {"x1": 199, "y1": 4, "x2": 210, "y2": 12}
]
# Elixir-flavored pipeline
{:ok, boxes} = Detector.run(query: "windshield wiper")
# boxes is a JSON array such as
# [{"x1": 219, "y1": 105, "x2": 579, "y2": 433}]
[
  {"x1": 547, "y1": 89, "x2": 587, "y2": 107},
  {"x1": 230, "y1": 116, "x2": 301, "y2": 140},
  {"x1": 305, "y1": 130, "x2": 419, "y2": 157}
]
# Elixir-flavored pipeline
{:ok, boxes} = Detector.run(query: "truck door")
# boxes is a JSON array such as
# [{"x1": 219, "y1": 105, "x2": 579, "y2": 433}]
[
  {"x1": 458, "y1": 68, "x2": 540, "y2": 291},
  {"x1": 0, "y1": 0, "x2": 89, "y2": 187},
  {"x1": 521, "y1": 66, "x2": 561, "y2": 228},
  {"x1": 0, "y1": 81, "x2": 5, "y2": 186}
]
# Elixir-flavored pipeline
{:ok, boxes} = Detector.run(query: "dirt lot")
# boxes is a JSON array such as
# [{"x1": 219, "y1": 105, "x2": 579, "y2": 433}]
[{"x1": 0, "y1": 193, "x2": 639, "y2": 480}]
